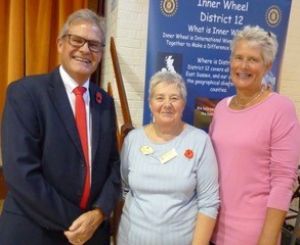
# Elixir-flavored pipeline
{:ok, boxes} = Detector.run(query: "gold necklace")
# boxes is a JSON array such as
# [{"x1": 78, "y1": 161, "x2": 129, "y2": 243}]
[{"x1": 233, "y1": 87, "x2": 264, "y2": 109}]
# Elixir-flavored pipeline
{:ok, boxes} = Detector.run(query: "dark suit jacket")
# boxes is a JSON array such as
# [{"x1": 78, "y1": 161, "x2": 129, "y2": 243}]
[{"x1": 0, "y1": 68, "x2": 120, "y2": 245}]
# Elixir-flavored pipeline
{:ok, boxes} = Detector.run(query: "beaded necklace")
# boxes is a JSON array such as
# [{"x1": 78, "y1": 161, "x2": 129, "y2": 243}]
[{"x1": 233, "y1": 87, "x2": 264, "y2": 109}]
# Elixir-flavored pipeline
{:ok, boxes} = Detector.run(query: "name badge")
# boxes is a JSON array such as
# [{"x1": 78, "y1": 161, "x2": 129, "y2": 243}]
[
  {"x1": 140, "y1": 145, "x2": 154, "y2": 155},
  {"x1": 159, "y1": 148, "x2": 178, "y2": 164}
]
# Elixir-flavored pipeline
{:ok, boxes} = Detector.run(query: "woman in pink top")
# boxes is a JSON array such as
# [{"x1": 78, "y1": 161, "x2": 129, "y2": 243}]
[{"x1": 209, "y1": 25, "x2": 300, "y2": 245}]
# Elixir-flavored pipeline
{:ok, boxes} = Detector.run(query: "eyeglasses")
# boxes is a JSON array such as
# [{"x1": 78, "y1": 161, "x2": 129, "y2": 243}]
[{"x1": 63, "y1": 34, "x2": 105, "y2": 53}]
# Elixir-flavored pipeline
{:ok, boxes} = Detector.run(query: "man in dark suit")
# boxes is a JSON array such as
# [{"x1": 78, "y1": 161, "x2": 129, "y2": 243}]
[{"x1": 0, "y1": 9, "x2": 120, "y2": 245}]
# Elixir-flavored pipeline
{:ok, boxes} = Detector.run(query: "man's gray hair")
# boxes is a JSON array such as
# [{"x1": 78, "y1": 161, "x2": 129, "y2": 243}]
[{"x1": 58, "y1": 9, "x2": 105, "y2": 43}]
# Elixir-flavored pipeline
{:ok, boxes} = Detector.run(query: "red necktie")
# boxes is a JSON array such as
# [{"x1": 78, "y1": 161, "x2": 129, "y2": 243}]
[{"x1": 73, "y1": 86, "x2": 90, "y2": 209}]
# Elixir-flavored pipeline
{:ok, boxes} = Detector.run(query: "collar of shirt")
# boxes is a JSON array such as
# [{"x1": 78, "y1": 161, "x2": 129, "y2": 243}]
[{"x1": 59, "y1": 65, "x2": 90, "y2": 103}]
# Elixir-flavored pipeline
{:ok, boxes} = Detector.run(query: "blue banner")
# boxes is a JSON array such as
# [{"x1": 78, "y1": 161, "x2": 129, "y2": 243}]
[{"x1": 143, "y1": 0, "x2": 292, "y2": 130}]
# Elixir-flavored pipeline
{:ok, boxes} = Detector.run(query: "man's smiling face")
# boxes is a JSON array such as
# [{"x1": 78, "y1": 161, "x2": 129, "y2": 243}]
[{"x1": 57, "y1": 20, "x2": 103, "y2": 85}]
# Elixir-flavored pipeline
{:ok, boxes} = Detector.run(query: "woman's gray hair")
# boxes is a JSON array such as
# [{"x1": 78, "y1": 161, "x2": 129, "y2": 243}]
[
  {"x1": 230, "y1": 25, "x2": 278, "y2": 65},
  {"x1": 58, "y1": 9, "x2": 105, "y2": 43},
  {"x1": 149, "y1": 71, "x2": 187, "y2": 101}
]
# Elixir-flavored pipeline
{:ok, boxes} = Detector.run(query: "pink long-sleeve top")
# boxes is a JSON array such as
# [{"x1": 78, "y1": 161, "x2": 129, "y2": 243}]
[{"x1": 209, "y1": 93, "x2": 300, "y2": 245}]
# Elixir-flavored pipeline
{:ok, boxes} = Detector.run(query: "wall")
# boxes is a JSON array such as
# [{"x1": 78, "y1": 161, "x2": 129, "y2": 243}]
[
  {"x1": 279, "y1": 0, "x2": 300, "y2": 117},
  {"x1": 102, "y1": 0, "x2": 149, "y2": 128},
  {"x1": 101, "y1": 0, "x2": 300, "y2": 128}
]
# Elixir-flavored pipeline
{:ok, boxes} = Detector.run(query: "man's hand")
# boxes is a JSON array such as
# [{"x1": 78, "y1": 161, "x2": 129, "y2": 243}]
[{"x1": 64, "y1": 208, "x2": 105, "y2": 245}]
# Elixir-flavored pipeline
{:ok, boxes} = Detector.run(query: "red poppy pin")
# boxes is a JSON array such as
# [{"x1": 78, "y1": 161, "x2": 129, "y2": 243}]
[
  {"x1": 95, "y1": 92, "x2": 102, "y2": 104},
  {"x1": 184, "y1": 149, "x2": 194, "y2": 159}
]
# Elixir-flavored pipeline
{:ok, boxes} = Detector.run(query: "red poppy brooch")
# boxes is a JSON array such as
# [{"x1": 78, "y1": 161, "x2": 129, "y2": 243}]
[
  {"x1": 95, "y1": 92, "x2": 102, "y2": 104},
  {"x1": 184, "y1": 149, "x2": 194, "y2": 159}
]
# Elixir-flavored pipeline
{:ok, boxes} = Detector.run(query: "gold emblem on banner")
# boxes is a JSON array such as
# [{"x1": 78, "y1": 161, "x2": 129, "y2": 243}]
[
  {"x1": 265, "y1": 5, "x2": 281, "y2": 27},
  {"x1": 160, "y1": 0, "x2": 178, "y2": 17}
]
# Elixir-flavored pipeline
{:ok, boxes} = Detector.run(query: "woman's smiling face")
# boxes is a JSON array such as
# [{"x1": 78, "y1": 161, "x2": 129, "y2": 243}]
[
  {"x1": 230, "y1": 39, "x2": 271, "y2": 92},
  {"x1": 150, "y1": 82, "x2": 185, "y2": 126}
]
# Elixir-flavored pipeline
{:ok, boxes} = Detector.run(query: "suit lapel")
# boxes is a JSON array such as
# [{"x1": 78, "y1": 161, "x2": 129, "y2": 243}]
[
  {"x1": 48, "y1": 69, "x2": 83, "y2": 157},
  {"x1": 89, "y1": 85, "x2": 101, "y2": 164}
]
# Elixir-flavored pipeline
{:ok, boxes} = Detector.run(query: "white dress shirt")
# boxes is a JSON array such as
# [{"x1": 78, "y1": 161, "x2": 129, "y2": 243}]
[{"x1": 59, "y1": 65, "x2": 92, "y2": 182}]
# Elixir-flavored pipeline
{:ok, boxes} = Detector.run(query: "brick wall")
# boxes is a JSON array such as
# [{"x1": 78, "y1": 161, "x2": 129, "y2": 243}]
[
  {"x1": 279, "y1": 0, "x2": 300, "y2": 117},
  {"x1": 102, "y1": 0, "x2": 149, "y2": 128}
]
